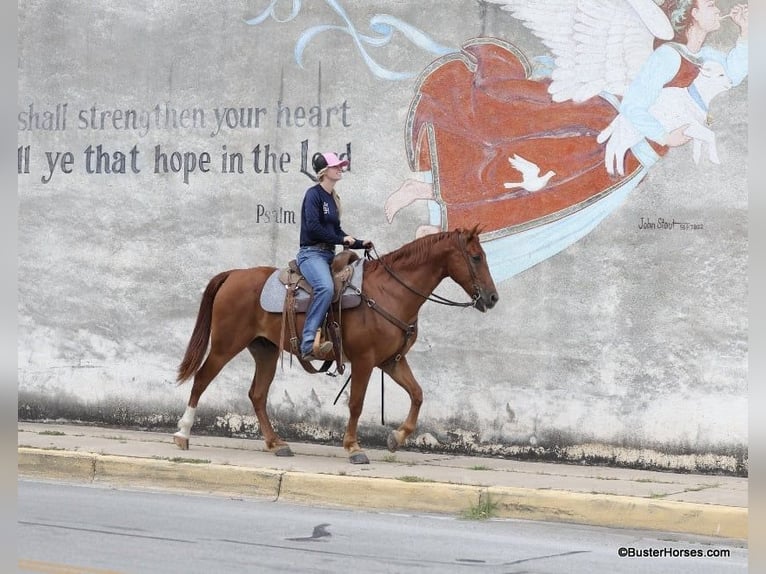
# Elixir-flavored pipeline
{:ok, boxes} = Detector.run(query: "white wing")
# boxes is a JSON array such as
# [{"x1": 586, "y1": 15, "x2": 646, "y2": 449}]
[
  {"x1": 509, "y1": 154, "x2": 539, "y2": 176},
  {"x1": 486, "y1": 0, "x2": 673, "y2": 102}
]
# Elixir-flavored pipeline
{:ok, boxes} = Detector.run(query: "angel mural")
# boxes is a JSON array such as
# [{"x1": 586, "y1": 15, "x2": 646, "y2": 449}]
[{"x1": 385, "y1": 0, "x2": 748, "y2": 282}]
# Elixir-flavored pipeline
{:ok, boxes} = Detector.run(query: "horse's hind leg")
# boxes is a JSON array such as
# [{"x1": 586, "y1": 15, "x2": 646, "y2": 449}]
[
  {"x1": 173, "y1": 351, "x2": 231, "y2": 450},
  {"x1": 381, "y1": 357, "x2": 423, "y2": 452},
  {"x1": 343, "y1": 361, "x2": 374, "y2": 464},
  {"x1": 247, "y1": 339, "x2": 292, "y2": 456}
]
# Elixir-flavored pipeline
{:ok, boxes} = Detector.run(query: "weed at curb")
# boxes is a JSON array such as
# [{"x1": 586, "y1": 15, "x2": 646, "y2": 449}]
[
  {"x1": 461, "y1": 493, "x2": 498, "y2": 520},
  {"x1": 396, "y1": 475, "x2": 434, "y2": 483}
]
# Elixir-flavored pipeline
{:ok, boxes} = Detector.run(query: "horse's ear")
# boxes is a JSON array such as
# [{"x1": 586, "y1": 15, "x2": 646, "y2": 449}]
[
  {"x1": 465, "y1": 224, "x2": 483, "y2": 241},
  {"x1": 452, "y1": 225, "x2": 483, "y2": 241}
]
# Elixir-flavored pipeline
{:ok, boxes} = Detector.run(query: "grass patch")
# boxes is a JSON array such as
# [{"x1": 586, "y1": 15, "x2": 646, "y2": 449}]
[
  {"x1": 396, "y1": 475, "x2": 434, "y2": 483},
  {"x1": 634, "y1": 477, "x2": 675, "y2": 484},
  {"x1": 469, "y1": 465, "x2": 492, "y2": 471},
  {"x1": 153, "y1": 456, "x2": 211, "y2": 464},
  {"x1": 461, "y1": 493, "x2": 498, "y2": 520},
  {"x1": 684, "y1": 484, "x2": 719, "y2": 493},
  {"x1": 38, "y1": 431, "x2": 66, "y2": 436},
  {"x1": 382, "y1": 454, "x2": 397, "y2": 463}
]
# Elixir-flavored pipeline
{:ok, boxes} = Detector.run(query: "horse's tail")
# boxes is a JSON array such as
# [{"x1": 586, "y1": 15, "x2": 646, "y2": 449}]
[{"x1": 176, "y1": 271, "x2": 232, "y2": 383}]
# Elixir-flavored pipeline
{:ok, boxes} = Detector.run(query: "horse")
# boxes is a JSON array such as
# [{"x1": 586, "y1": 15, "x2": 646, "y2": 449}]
[{"x1": 173, "y1": 226, "x2": 499, "y2": 464}]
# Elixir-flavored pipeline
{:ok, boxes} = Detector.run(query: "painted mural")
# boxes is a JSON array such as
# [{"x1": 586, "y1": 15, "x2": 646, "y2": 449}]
[
  {"x1": 17, "y1": 0, "x2": 749, "y2": 470},
  {"x1": 249, "y1": 0, "x2": 748, "y2": 283}
]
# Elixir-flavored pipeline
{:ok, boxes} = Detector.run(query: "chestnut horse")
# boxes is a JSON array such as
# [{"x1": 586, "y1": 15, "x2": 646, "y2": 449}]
[{"x1": 173, "y1": 227, "x2": 498, "y2": 464}]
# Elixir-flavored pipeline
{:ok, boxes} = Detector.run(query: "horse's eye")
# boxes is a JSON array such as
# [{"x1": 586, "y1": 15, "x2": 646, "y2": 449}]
[{"x1": 471, "y1": 254, "x2": 482, "y2": 263}]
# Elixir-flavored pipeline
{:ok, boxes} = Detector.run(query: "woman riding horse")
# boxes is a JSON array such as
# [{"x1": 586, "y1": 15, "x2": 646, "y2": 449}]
[
  {"x1": 174, "y1": 227, "x2": 498, "y2": 464},
  {"x1": 296, "y1": 151, "x2": 372, "y2": 362}
]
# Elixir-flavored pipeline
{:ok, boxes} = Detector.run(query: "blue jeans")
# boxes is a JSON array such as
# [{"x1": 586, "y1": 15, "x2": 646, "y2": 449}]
[{"x1": 296, "y1": 246, "x2": 335, "y2": 354}]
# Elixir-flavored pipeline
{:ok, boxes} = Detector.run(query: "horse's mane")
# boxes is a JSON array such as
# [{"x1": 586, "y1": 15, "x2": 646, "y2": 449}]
[{"x1": 372, "y1": 226, "x2": 482, "y2": 270}]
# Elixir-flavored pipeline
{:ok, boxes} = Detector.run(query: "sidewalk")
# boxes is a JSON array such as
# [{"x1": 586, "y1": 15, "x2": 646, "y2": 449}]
[{"x1": 17, "y1": 421, "x2": 748, "y2": 540}]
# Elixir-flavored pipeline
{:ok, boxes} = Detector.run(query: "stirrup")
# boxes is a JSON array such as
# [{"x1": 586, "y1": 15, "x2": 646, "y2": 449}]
[{"x1": 312, "y1": 339, "x2": 333, "y2": 359}]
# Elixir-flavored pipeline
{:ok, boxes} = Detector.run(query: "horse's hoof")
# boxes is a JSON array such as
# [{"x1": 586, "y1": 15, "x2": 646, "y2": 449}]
[
  {"x1": 387, "y1": 432, "x2": 400, "y2": 453},
  {"x1": 273, "y1": 445, "x2": 294, "y2": 457},
  {"x1": 349, "y1": 452, "x2": 370, "y2": 465},
  {"x1": 173, "y1": 433, "x2": 189, "y2": 450}
]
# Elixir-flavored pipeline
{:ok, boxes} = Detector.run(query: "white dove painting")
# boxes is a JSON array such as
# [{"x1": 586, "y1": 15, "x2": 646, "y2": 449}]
[
  {"x1": 504, "y1": 154, "x2": 556, "y2": 192},
  {"x1": 386, "y1": 0, "x2": 748, "y2": 282}
]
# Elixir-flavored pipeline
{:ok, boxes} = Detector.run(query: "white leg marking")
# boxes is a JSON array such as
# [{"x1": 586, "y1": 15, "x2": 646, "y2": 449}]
[{"x1": 174, "y1": 406, "x2": 196, "y2": 439}]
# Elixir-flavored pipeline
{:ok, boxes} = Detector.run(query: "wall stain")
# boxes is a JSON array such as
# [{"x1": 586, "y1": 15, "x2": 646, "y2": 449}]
[{"x1": 18, "y1": 391, "x2": 747, "y2": 477}]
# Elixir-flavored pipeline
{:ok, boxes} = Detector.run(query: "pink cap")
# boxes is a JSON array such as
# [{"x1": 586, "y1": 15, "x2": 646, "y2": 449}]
[{"x1": 322, "y1": 152, "x2": 349, "y2": 169}]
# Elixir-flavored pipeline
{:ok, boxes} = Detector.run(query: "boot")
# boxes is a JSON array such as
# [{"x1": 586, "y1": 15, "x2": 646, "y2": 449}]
[{"x1": 312, "y1": 328, "x2": 334, "y2": 359}]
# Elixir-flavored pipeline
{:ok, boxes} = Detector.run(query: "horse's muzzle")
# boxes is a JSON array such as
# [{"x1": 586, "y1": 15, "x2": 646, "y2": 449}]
[{"x1": 474, "y1": 290, "x2": 499, "y2": 312}]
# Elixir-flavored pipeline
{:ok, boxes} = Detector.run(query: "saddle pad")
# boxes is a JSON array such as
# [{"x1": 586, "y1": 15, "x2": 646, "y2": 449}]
[{"x1": 259, "y1": 258, "x2": 365, "y2": 313}]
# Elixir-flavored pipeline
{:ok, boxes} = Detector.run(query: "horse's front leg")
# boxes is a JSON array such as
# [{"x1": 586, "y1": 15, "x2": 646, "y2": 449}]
[
  {"x1": 381, "y1": 357, "x2": 423, "y2": 452},
  {"x1": 343, "y1": 361, "x2": 374, "y2": 464}
]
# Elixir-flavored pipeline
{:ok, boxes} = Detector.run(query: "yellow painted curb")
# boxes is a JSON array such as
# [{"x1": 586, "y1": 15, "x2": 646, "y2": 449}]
[
  {"x1": 17, "y1": 448, "x2": 747, "y2": 539},
  {"x1": 280, "y1": 472, "x2": 482, "y2": 514},
  {"x1": 18, "y1": 448, "x2": 282, "y2": 499},
  {"x1": 18, "y1": 449, "x2": 95, "y2": 481},
  {"x1": 95, "y1": 455, "x2": 283, "y2": 498},
  {"x1": 487, "y1": 486, "x2": 748, "y2": 540}
]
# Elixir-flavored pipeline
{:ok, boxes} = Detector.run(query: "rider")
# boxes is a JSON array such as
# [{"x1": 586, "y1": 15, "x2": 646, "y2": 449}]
[{"x1": 297, "y1": 152, "x2": 372, "y2": 362}]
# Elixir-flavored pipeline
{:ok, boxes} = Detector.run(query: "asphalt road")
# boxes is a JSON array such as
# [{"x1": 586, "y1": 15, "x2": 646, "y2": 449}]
[{"x1": 18, "y1": 479, "x2": 748, "y2": 574}]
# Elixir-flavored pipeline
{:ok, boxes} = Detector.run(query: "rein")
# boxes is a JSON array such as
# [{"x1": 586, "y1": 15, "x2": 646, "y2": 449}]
[
  {"x1": 334, "y1": 232, "x2": 484, "y2": 425},
  {"x1": 366, "y1": 232, "x2": 481, "y2": 309},
  {"x1": 348, "y1": 232, "x2": 482, "y2": 366}
]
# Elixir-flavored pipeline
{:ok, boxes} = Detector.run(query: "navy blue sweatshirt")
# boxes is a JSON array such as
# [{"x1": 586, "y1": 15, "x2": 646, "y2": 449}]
[{"x1": 299, "y1": 184, "x2": 347, "y2": 247}]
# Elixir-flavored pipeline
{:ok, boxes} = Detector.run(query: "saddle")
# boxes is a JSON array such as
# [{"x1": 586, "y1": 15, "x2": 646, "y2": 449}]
[
  {"x1": 261, "y1": 250, "x2": 365, "y2": 375},
  {"x1": 260, "y1": 250, "x2": 364, "y2": 313}
]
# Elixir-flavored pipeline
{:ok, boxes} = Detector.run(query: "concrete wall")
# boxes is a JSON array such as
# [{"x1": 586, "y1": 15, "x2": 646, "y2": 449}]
[{"x1": 17, "y1": 0, "x2": 748, "y2": 475}]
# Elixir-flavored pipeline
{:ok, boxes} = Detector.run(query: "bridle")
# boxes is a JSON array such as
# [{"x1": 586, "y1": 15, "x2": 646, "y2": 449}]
[
  {"x1": 366, "y1": 231, "x2": 483, "y2": 309},
  {"x1": 332, "y1": 232, "x2": 485, "y2": 420},
  {"x1": 347, "y1": 231, "x2": 484, "y2": 365}
]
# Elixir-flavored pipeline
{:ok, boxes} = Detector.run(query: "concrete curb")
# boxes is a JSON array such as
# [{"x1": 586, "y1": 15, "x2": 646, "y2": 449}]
[
  {"x1": 18, "y1": 449, "x2": 283, "y2": 499},
  {"x1": 485, "y1": 486, "x2": 747, "y2": 540},
  {"x1": 18, "y1": 448, "x2": 747, "y2": 540}
]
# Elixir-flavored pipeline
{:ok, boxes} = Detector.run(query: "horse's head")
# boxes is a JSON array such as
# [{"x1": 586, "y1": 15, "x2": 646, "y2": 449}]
[{"x1": 448, "y1": 226, "x2": 499, "y2": 312}]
